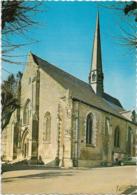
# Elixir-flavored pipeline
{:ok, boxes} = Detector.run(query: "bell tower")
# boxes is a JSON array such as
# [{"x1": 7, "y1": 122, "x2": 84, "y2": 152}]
[{"x1": 89, "y1": 12, "x2": 104, "y2": 96}]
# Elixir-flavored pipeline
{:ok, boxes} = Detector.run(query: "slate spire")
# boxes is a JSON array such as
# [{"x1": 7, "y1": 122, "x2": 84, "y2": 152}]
[{"x1": 89, "y1": 12, "x2": 104, "y2": 96}]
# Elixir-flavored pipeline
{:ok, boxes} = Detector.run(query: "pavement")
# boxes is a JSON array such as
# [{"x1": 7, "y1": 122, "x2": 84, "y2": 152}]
[{"x1": 1, "y1": 166, "x2": 137, "y2": 194}]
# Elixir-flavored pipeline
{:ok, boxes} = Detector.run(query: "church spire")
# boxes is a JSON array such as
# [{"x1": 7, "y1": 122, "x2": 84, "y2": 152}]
[{"x1": 89, "y1": 12, "x2": 104, "y2": 96}]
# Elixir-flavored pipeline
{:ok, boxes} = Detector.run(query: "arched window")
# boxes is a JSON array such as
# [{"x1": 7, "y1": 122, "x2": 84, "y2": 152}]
[
  {"x1": 43, "y1": 112, "x2": 51, "y2": 142},
  {"x1": 23, "y1": 100, "x2": 30, "y2": 125},
  {"x1": 114, "y1": 126, "x2": 120, "y2": 147},
  {"x1": 127, "y1": 127, "x2": 132, "y2": 155},
  {"x1": 86, "y1": 113, "x2": 93, "y2": 145}
]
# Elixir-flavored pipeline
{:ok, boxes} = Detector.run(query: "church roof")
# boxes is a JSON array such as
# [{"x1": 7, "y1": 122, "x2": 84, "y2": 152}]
[
  {"x1": 31, "y1": 53, "x2": 129, "y2": 121},
  {"x1": 103, "y1": 93, "x2": 123, "y2": 108}
]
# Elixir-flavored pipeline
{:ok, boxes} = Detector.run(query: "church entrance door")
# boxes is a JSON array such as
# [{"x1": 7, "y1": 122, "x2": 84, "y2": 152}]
[{"x1": 21, "y1": 130, "x2": 30, "y2": 159}]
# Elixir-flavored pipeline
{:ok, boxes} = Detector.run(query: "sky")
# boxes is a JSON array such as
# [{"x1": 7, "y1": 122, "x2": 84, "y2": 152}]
[{"x1": 2, "y1": 1, "x2": 136, "y2": 110}]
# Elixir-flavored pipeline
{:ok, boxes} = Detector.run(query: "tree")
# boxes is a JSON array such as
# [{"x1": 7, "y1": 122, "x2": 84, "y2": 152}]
[
  {"x1": 100, "y1": 1, "x2": 137, "y2": 48},
  {"x1": 122, "y1": 1, "x2": 137, "y2": 47},
  {"x1": 1, "y1": 1, "x2": 43, "y2": 129},
  {"x1": 124, "y1": 1, "x2": 137, "y2": 22},
  {"x1": 2, "y1": 0, "x2": 42, "y2": 64},
  {"x1": 1, "y1": 72, "x2": 22, "y2": 130}
]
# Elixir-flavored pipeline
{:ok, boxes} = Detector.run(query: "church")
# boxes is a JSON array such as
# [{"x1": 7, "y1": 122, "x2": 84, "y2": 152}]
[{"x1": 2, "y1": 14, "x2": 137, "y2": 167}]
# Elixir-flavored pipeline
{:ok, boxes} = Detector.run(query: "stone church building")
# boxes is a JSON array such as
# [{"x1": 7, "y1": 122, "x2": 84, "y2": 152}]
[{"x1": 2, "y1": 14, "x2": 137, "y2": 167}]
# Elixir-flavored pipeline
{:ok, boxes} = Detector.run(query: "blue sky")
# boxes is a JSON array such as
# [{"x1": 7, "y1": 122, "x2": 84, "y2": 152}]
[{"x1": 2, "y1": 1, "x2": 136, "y2": 110}]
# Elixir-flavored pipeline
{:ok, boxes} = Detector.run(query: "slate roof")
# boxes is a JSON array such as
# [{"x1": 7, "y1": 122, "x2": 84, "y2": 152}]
[
  {"x1": 103, "y1": 93, "x2": 122, "y2": 108},
  {"x1": 31, "y1": 53, "x2": 128, "y2": 120}
]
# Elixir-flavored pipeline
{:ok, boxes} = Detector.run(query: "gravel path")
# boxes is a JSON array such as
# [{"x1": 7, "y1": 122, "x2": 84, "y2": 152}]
[{"x1": 2, "y1": 166, "x2": 136, "y2": 194}]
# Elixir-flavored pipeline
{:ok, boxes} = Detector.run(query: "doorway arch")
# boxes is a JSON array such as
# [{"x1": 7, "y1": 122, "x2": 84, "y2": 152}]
[{"x1": 21, "y1": 129, "x2": 30, "y2": 159}]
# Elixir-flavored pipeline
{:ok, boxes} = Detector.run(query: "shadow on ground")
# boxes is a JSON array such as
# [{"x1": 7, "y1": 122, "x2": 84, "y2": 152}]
[
  {"x1": 121, "y1": 185, "x2": 137, "y2": 194},
  {"x1": 2, "y1": 170, "x2": 75, "y2": 183},
  {"x1": 1, "y1": 159, "x2": 61, "y2": 173}
]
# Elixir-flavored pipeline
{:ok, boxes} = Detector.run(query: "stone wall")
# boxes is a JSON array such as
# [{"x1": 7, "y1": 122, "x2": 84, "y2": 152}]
[
  {"x1": 1, "y1": 112, "x2": 17, "y2": 161},
  {"x1": 38, "y1": 68, "x2": 67, "y2": 166},
  {"x1": 72, "y1": 100, "x2": 103, "y2": 167},
  {"x1": 72, "y1": 100, "x2": 137, "y2": 167}
]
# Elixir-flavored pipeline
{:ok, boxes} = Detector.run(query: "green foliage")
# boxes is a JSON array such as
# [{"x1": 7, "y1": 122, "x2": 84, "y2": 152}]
[{"x1": 1, "y1": 72, "x2": 22, "y2": 130}]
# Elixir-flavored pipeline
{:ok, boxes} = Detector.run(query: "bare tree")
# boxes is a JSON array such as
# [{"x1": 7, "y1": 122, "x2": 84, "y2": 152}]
[
  {"x1": 100, "y1": 1, "x2": 137, "y2": 48},
  {"x1": 124, "y1": 1, "x2": 137, "y2": 22},
  {"x1": 2, "y1": 0, "x2": 42, "y2": 64},
  {"x1": 1, "y1": 1, "x2": 44, "y2": 129}
]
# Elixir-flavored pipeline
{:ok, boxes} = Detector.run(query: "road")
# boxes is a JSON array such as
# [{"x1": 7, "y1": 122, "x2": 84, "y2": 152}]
[{"x1": 2, "y1": 166, "x2": 137, "y2": 194}]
